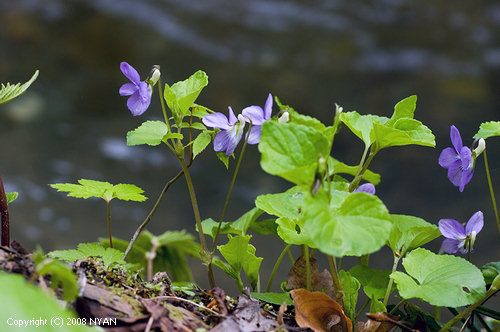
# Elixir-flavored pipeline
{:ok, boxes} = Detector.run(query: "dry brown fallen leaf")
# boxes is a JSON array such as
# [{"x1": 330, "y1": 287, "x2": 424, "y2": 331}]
[
  {"x1": 290, "y1": 288, "x2": 352, "y2": 332},
  {"x1": 286, "y1": 255, "x2": 335, "y2": 298}
]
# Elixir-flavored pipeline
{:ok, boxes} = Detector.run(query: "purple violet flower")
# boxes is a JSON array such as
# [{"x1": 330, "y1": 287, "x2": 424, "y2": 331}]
[
  {"x1": 438, "y1": 211, "x2": 483, "y2": 254},
  {"x1": 438, "y1": 125, "x2": 474, "y2": 192},
  {"x1": 202, "y1": 107, "x2": 246, "y2": 156},
  {"x1": 241, "y1": 93, "x2": 273, "y2": 144},
  {"x1": 354, "y1": 183, "x2": 376, "y2": 195},
  {"x1": 119, "y1": 62, "x2": 152, "y2": 116}
]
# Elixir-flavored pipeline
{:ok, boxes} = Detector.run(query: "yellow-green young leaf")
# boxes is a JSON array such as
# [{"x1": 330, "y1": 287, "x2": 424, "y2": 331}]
[
  {"x1": 388, "y1": 214, "x2": 441, "y2": 255},
  {"x1": 217, "y1": 235, "x2": 263, "y2": 290},
  {"x1": 113, "y1": 183, "x2": 147, "y2": 202},
  {"x1": 50, "y1": 179, "x2": 146, "y2": 202},
  {"x1": 256, "y1": 186, "x2": 305, "y2": 220},
  {"x1": 349, "y1": 265, "x2": 393, "y2": 300},
  {"x1": 250, "y1": 292, "x2": 293, "y2": 305},
  {"x1": 339, "y1": 270, "x2": 360, "y2": 320},
  {"x1": 0, "y1": 70, "x2": 39, "y2": 105},
  {"x1": 50, "y1": 179, "x2": 113, "y2": 199},
  {"x1": 300, "y1": 190, "x2": 392, "y2": 257},
  {"x1": 6, "y1": 192, "x2": 18, "y2": 204},
  {"x1": 474, "y1": 121, "x2": 500, "y2": 139},
  {"x1": 37, "y1": 259, "x2": 78, "y2": 301},
  {"x1": 0, "y1": 273, "x2": 94, "y2": 332},
  {"x1": 127, "y1": 120, "x2": 169, "y2": 146},
  {"x1": 216, "y1": 151, "x2": 229, "y2": 168},
  {"x1": 192, "y1": 131, "x2": 212, "y2": 159},
  {"x1": 259, "y1": 121, "x2": 330, "y2": 185},
  {"x1": 390, "y1": 248, "x2": 486, "y2": 307},
  {"x1": 49, "y1": 243, "x2": 125, "y2": 269}
]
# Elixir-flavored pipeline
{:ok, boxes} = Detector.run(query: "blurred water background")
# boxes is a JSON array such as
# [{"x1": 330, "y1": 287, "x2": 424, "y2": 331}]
[{"x1": 1, "y1": 0, "x2": 499, "y2": 292}]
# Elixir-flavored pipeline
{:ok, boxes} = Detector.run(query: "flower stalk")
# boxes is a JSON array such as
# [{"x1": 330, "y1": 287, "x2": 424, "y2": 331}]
[
  {"x1": 106, "y1": 200, "x2": 113, "y2": 248},
  {"x1": 483, "y1": 150, "x2": 500, "y2": 234},
  {"x1": 266, "y1": 243, "x2": 292, "y2": 292}
]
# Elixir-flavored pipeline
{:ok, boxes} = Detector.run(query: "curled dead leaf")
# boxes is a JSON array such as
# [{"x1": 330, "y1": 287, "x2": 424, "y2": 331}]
[
  {"x1": 286, "y1": 256, "x2": 335, "y2": 298},
  {"x1": 291, "y1": 288, "x2": 352, "y2": 332}
]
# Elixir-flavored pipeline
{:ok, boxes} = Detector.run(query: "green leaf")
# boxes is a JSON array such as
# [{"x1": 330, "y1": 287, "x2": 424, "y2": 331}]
[
  {"x1": 49, "y1": 243, "x2": 125, "y2": 269},
  {"x1": 126, "y1": 120, "x2": 169, "y2": 146},
  {"x1": 330, "y1": 158, "x2": 381, "y2": 185},
  {"x1": 6, "y1": 192, "x2": 18, "y2": 204},
  {"x1": 390, "y1": 248, "x2": 487, "y2": 307},
  {"x1": 255, "y1": 186, "x2": 305, "y2": 220},
  {"x1": 474, "y1": 121, "x2": 500, "y2": 139},
  {"x1": 0, "y1": 70, "x2": 39, "y2": 105},
  {"x1": 0, "y1": 272, "x2": 94, "y2": 332},
  {"x1": 340, "y1": 111, "x2": 383, "y2": 146},
  {"x1": 48, "y1": 249, "x2": 86, "y2": 262},
  {"x1": 101, "y1": 230, "x2": 200, "y2": 281},
  {"x1": 112, "y1": 184, "x2": 147, "y2": 202},
  {"x1": 250, "y1": 292, "x2": 293, "y2": 306},
  {"x1": 216, "y1": 151, "x2": 229, "y2": 168},
  {"x1": 37, "y1": 259, "x2": 78, "y2": 301},
  {"x1": 373, "y1": 118, "x2": 435, "y2": 150},
  {"x1": 259, "y1": 121, "x2": 330, "y2": 185},
  {"x1": 192, "y1": 131, "x2": 212, "y2": 159},
  {"x1": 276, "y1": 217, "x2": 312, "y2": 246},
  {"x1": 481, "y1": 262, "x2": 500, "y2": 284},
  {"x1": 388, "y1": 214, "x2": 441, "y2": 255},
  {"x1": 200, "y1": 209, "x2": 264, "y2": 238},
  {"x1": 190, "y1": 103, "x2": 211, "y2": 118},
  {"x1": 339, "y1": 270, "x2": 360, "y2": 320},
  {"x1": 301, "y1": 191, "x2": 392, "y2": 257},
  {"x1": 370, "y1": 297, "x2": 386, "y2": 313},
  {"x1": 386, "y1": 95, "x2": 417, "y2": 126},
  {"x1": 217, "y1": 235, "x2": 263, "y2": 290},
  {"x1": 349, "y1": 265, "x2": 393, "y2": 300},
  {"x1": 274, "y1": 97, "x2": 326, "y2": 132},
  {"x1": 50, "y1": 179, "x2": 146, "y2": 203},
  {"x1": 51, "y1": 179, "x2": 112, "y2": 199},
  {"x1": 164, "y1": 70, "x2": 208, "y2": 120}
]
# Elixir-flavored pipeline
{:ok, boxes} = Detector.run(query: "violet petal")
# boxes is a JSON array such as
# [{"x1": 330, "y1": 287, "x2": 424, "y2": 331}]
[
  {"x1": 120, "y1": 62, "x2": 141, "y2": 85},
  {"x1": 119, "y1": 83, "x2": 138, "y2": 96},
  {"x1": 264, "y1": 93, "x2": 273, "y2": 120},
  {"x1": 202, "y1": 113, "x2": 231, "y2": 130},
  {"x1": 439, "y1": 219, "x2": 466, "y2": 239},
  {"x1": 242, "y1": 106, "x2": 266, "y2": 125},
  {"x1": 246, "y1": 125, "x2": 262, "y2": 145},
  {"x1": 438, "y1": 148, "x2": 459, "y2": 168},
  {"x1": 450, "y1": 125, "x2": 463, "y2": 152},
  {"x1": 466, "y1": 211, "x2": 484, "y2": 235},
  {"x1": 441, "y1": 238, "x2": 462, "y2": 254}
]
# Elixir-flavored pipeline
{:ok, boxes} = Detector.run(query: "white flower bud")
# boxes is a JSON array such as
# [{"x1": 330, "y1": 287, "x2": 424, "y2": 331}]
[
  {"x1": 335, "y1": 103, "x2": 343, "y2": 115},
  {"x1": 237, "y1": 114, "x2": 246, "y2": 125},
  {"x1": 278, "y1": 111, "x2": 289, "y2": 123},
  {"x1": 473, "y1": 138, "x2": 486, "y2": 156},
  {"x1": 148, "y1": 65, "x2": 161, "y2": 86}
]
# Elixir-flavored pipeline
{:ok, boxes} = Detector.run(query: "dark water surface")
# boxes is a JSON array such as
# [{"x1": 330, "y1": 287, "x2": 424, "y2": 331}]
[{"x1": 1, "y1": 0, "x2": 499, "y2": 290}]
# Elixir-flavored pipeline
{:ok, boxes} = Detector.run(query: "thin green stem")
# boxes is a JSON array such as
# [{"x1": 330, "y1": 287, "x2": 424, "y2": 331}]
[
  {"x1": 266, "y1": 243, "x2": 292, "y2": 292},
  {"x1": 389, "y1": 298, "x2": 407, "y2": 315},
  {"x1": 355, "y1": 299, "x2": 370, "y2": 320},
  {"x1": 157, "y1": 77, "x2": 170, "y2": 130},
  {"x1": 439, "y1": 287, "x2": 498, "y2": 332},
  {"x1": 178, "y1": 158, "x2": 212, "y2": 286},
  {"x1": 383, "y1": 255, "x2": 401, "y2": 307},
  {"x1": 106, "y1": 201, "x2": 113, "y2": 248},
  {"x1": 328, "y1": 255, "x2": 344, "y2": 308},
  {"x1": 304, "y1": 245, "x2": 311, "y2": 291},
  {"x1": 348, "y1": 146, "x2": 376, "y2": 192},
  {"x1": 287, "y1": 247, "x2": 295, "y2": 264},
  {"x1": 210, "y1": 135, "x2": 249, "y2": 253},
  {"x1": 483, "y1": 151, "x2": 500, "y2": 234}
]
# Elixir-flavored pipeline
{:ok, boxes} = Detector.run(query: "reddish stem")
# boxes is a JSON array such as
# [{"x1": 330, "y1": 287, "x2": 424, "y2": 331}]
[{"x1": 0, "y1": 175, "x2": 10, "y2": 247}]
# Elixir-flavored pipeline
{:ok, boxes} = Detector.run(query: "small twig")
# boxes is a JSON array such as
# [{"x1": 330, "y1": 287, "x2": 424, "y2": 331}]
[
  {"x1": 0, "y1": 175, "x2": 10, "y2": 247},
  {"x1": 144, "y1": 315, "x2": 154, "y2": 332},
  {"x1": 154, "y1": 296, "x2": 223, "y2": 316},
  {"x1": 123, "y1": 169, "x2": 185, "y2": 260}
]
